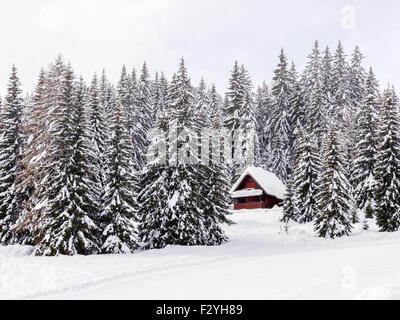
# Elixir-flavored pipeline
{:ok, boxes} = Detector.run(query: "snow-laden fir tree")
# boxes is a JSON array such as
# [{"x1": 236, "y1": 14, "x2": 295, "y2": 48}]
[
  {"x1": 321, "y1": 46, "x2": 333, "y2": 112},
  {"x1": 101, "y1": 99, "x2": 139, "y2": 254},
  {"x1": 208, "y1": 83, "x2": 222, "y2": 128},
  {"x1": 0, "y1": 66, "x2": 25, "y2": 244},
  {"x1": 153, "y1": 71, "x2": 168, "y2": 117},
  {"x1": 117, "y1": 65, "x2": 136, "y2": 137},
  {"x1": 292, "y1": 127, "x2": 321, "y2": 223},
  {"x1": 195, "y1": 78, "x2": 210, "y2": 122},
  {"x1": 353, "y1": 68, "x2": 380, "y2": 215},
  {"x1": 331, "y1": 41, "x2": 352, "y2": 124},
  {"x1": 269, "y1": 49, "x2": 292, "y2": 183},
  {"x1": 35, "y1": 67, "x2": 101, "y2": 256},
  {"x1": 99, "y1": 70, "x2": 115, "y2": 125},
  {"x1": 281, "y1": 172, "x2": 299, "y2": 224},
  {"x1": 331, "y1": 42, "x2": 354, "y2": 182},
  {"x1": 349, "y1": 46, "x2": 366, "y2": 118},
  {"x1": 14, "y1": 69, "x2": 48, "y2": 244},
  {"x1": 200, "y1": 161, "x2": 233, "y2": 246},
  {"x1": 307, "y1": 74, "x2": 328, "y2": 151},
  {"x1": 88, "y1": 74, "x2": 108, "y2": 191},
  {"x1": 236, "y1": 91, "x2": 256, "y2": 168},
  {"x1": 255, "y1": 82, "x2": 272, "y2": 171},
  {"x1": 301, "y1": 41, "x2": 321, "y2": 113},
  {"x1": 373, "y1": 87, "x2": 400, "y2": 232},
  {"x1": 223, "y1": 61, "x2": 250, "y2": 183},
  {"x1": 134, "y1": 62, "x2": 154, "y2": 170},
  {"x1": 287, "y1": 63, "x2": 304, "y2": 165},
  {"x1": 314, "y1": 125, "x2": 354, "y2": 239}
]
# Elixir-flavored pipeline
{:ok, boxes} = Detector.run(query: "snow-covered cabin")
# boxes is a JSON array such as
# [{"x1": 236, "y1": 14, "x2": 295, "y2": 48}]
[{"x1": 230, "y1": 167, "x2": 286, "y2": 210}]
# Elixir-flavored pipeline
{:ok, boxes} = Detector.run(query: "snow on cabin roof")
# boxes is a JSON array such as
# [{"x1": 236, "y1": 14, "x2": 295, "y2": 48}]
[
  {"x1": 230, "y1": 167, "x2": 286, "y2": 199},
  {"x1": 231, "y1": 189, "x2": 263, "y2": 198}
]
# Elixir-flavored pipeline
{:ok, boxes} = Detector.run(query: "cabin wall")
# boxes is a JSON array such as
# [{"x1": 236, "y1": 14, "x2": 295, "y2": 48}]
[{"x1": 233, "y1": 174, "x2": 283, "y2": 210}]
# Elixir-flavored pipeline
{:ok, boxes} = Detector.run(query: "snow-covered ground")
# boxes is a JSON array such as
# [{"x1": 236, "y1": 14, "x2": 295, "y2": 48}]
[{"x1": 1, "y1": 208, "x2": 400, "y2": 300}]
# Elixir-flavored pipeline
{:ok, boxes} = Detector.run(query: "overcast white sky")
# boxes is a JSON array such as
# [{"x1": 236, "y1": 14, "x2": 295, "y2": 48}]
[{"x1": 0, "y1": 0, "x2": 399, "y2": 95}]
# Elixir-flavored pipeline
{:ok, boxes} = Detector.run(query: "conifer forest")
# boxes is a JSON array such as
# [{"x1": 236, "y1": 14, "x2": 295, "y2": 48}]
[{"x1": 0, "y1": 40, "x2": 398, "y2": 258}]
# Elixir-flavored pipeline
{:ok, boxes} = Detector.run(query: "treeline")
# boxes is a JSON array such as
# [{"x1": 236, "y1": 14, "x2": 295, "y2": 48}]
[
  {"x1": 276, "y1": 42, "x2": 400, "y2": 237},
  {"x1": 0, "y1": 57, "x2": 233, "y2": 255}
]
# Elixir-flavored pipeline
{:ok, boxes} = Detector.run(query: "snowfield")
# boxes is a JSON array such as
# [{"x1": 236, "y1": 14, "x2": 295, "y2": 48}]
[{"x1": 1, "y1": 208, "x2": 400, "y2": 300}]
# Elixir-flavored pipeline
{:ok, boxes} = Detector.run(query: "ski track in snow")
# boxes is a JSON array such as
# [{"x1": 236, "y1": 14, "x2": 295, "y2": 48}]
[{"x1": 1, "y1": 208, "x2": 400, "y2": 299}]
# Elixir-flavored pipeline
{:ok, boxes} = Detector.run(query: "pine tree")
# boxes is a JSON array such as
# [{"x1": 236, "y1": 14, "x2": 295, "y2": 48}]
[
  {"x1": 88, "y1": 74, "x2": 108, "y2": 190},
  {"x1": 195, "y1": 78, "x2": 210, "y2": 123},
  {"x1": 331, "y1": 42, "x2": 354, "y2": 183},
  {"x1": 238, "y1": 90, "x2": 258, "y2": 171},
  {"x1": 34, "y1": 66, "x2": 101, "y2": 256},
  {"x1": 349, "y1": 46, "x2": 366, "y2": 118},
  {"x1": 307, "y1": 75, "x2": 327, "y2": 151},
  {"x1": 256, "y1": 82, "x2": 273, "y2": 171},
  {"x1": 208, "y1": 83, "x2": 222, "y2": 128},
  {"x1": 200, "y1": 163, "x2": 233, "y2": 245},
  {"x1": 292, "y1": 128, "x2": 321, "y2": 223},
  {"x1": 101, "y1": 99, "x2": 139, "y2": 254},
  {"x1": 223, "y1": 61, "x2": 249, "y2": 183},
  {"x1": 353, "y1": 68, "x2": 380, "y2": 213},
  {"x1": 269, "y1": 49, "x2": 292, "y2": 183},
  {"x1": 301, "y1": 41, "x2": 321, "y2": 112},
  {"x1": 288, "y1": 63, "x2": 304, "y2": 165},
  {"x1": 321, "y1": 46, "x2": 333, "y2": 113},
  {"x1": 331, "y1": 41, "x2": 352, "y2": 124},
  {"x1": 0, "y1": 66, "x2": 25, "y2": 244},
  {"x1": 282, "y1": 172, "x2": 299, "y2": 224},
  {"x1": 373, "y1": 87, "x2": 400, "y2": 232},
  {"x1": 314, "y1": 126, "x2": 354, "y2": 239},
  {"x1": 132, "y1": 62, "x2": 153, "y2": 171},
  {"x1": 153, "y1": 72, "x2": 168, "y2": 117}
]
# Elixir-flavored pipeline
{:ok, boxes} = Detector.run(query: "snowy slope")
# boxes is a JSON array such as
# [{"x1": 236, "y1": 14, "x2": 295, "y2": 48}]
[{"x1": 2, "y1": 208, "x2": 400, "y2": 300}]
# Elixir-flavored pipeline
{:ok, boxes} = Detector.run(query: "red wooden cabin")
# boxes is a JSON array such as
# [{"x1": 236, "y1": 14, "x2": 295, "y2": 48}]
[{"x1": 230, "y1": 167, "x2": 285, "y2": 211}]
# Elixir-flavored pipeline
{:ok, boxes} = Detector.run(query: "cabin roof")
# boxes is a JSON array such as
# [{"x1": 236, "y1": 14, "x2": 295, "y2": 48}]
[{"x1": 230, "y1": 167, "x2": 286, "y2": 199}]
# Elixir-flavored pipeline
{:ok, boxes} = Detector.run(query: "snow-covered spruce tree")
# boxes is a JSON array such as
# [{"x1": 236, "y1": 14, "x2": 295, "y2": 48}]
[
  {"x1": 287, "y1": 63, "x2": 304, "y2": 166},
  {"x1": 373, "y1": 87, "x2": 400, "y2": 232},
  {"x1": 269, "y1": 49, "x2": 292, "y2": 183},
  {"x1": 16, "y1": 58, "x2": 71, "y2": 244},
  {"x1": 208, "y1": 83, "x2": 223, "y2": 128},
  {"x1": 153, "y1": 71, "x2": 168, "y2": 117},
  {"x1": 200, "y1": 161, "x2": 233, "y2": 246},
  {"x1": 100, "y1": 98, "x2": 139, "y2": 254},
  {"x1": 331, "y1": 41, "x2": 352, "y2": 123},
  {"x1": 0, "y1": 66, "x2": 25, "y2": 244},
  {"x1": 282, "y1": 172, "x2": 299, "y2": 224},
  {"x1": 353, "y1": 68, "x2": 380, "y2": 214},
  {"x1": 88, "y1": 74, "x2": 108, "y2": 191},
  {"x1": 242, "y1": 91, "x2": 259, "y2": 166},
  {"x1": 301, "y1": 41, "x2": 321, "y2": 114},
  {"x1": 195, "y1": 78, "x2": 210, "y2": 123},
  {"x1": 133, "y1": 62, "x2": 154, "y2": 171},
  {"x1": 321, "y1": 46, "x2": 333, "y2": 113},
  {"x1": 15, "y1": 70, "x2": 48, "y2": 244},
  {"x1": 349, "y1": 46, "x2": 366, "y2": 119},
  {"x1": 314, "y1": 126, "x2": 354, "y2": 239},
  {"x1": 34, "y1": 67, "x2": 101, "y2": 256},
  {"x1": 255, "y1": 82, "x2": 273, "y2": 171},
  {"x1": 117, "y1": 65, "x2": 136, "y2": 137},
  {"x1": 292, "y1": 127, "x2": 321, "y2": 223},
  {"x1": 307, "y1": 75, "x2": 328, "y2": 151},
  {"x1": 331, "y1": 42, "x2": 354, "y2": 183},
  {"x1": 223, "y1": 61, "x2": 247, "y2": 183}
]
